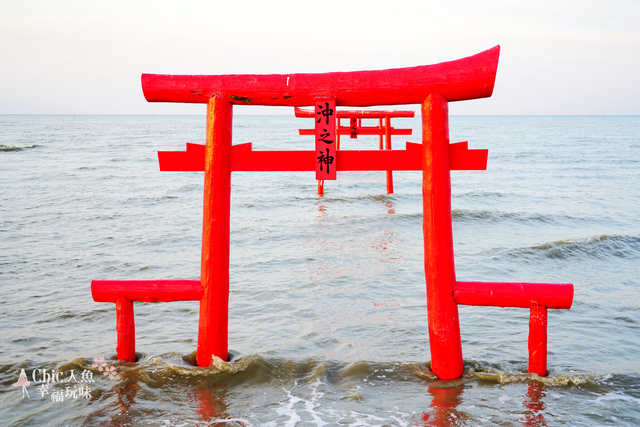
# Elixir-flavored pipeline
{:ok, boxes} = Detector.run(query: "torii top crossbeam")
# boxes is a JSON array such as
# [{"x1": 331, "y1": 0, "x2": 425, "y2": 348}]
[{"x1": 141, "y1": 46, "x2": 500, "y2": 106}]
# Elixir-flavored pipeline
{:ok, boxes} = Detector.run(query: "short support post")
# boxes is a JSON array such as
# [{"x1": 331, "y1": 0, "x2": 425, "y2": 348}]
[
  {"x1": 115, "y1": 297, "x2": 136, "y2": 362},
  {"x1": 385, "y1": 116, "x2": 394, "y2": 194},
  {"x1": 528, "y1": 304, "x2": 548, "y2": 376},
  {"x1": 422, "y1": 93, "x2": 464, "y2": 379},
  {"x1": 197, "y1": 96, "x2": 233, "y2": 366}
]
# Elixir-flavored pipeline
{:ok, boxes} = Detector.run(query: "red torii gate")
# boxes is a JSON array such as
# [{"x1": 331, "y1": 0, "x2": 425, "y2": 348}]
[
  {"x1": 91, "y1": 45, "x2": 574, "y2": 379},
  {"x1": 295, "y1": 107, "x2": 415, "y2": 194}
]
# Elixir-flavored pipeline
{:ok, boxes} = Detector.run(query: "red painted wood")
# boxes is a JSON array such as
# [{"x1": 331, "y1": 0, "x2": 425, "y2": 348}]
[
  {"x1": 92, "y1": 280, "x2": 203, "y2": 362},
  {"x1": 385, "y1": 116, "x2": 393, "y2": 194},
  {"x1": 299, "y1": 127, "x2": 412, "y2": 136},
  {"x1": 158, "y1": 151, "x2": 201, "y2": 171},
  {"x1": 234, "y1": 148, "x2": 418, "y2": 171},
  {"x1": 337, "y1": 149, "x2": 419, "y2": 171},
  {"x1": 453, "y1": 281, "x2": 573, "y2": 309},
  {"x1": 450, "y1": 141, "x2": 468, "y2": 150},
  {"x1": 187, "y1": 142, "x2": 205, "y2": 152},
  {"x1": 422, "y1": 93, "x2": 464, "y2": 380},
  {"x1": 295, "y1": 107, "x2": 415, "y2": 118},
  {"x1": 116, "y1": 297, "x2": 136, "y2": 362},
  {"x1": 142, "y1": 46, "x2": 500, "y2": 106},
  {"x1": 197, "y1": 96, "x2": 232, "y2": 366},
  {"x1": 450, "y1": 149, "x2": 488, "y2": 170},
  {"x1": 158, "y1": 142, "x2": 205, "y2": 171},
  {"x1": 91, "y1": 280, "x2": 203, "y2": 303},
  {"x1": 297, "y1": 108, "x2": 414, "y2": 200},
  {"x1": 528, "y1": 305, "x2": 548, "y2": 376},
  {"x1": 158, "y1": 142, "x2": 487, "y2": 172},
  {"x1": 100, "y1": 43, "x2": 576, "y2": 377},
  {"x1": 234, "y1": 146, "x2": 315, "y2": 171},
  {"x1": 315, "y1": 98, "x2": 337, "y2": 180}
]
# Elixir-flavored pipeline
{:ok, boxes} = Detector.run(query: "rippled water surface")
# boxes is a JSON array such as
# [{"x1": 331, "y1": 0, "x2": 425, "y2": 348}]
[{"x1": 1, "y1": 114, "x2": 639, "y2": 425}]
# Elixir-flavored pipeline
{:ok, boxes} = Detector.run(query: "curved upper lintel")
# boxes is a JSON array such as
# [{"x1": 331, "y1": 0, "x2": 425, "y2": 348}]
[{"x1": 141, "y1": 45, "x2": 500, "y2": 107}]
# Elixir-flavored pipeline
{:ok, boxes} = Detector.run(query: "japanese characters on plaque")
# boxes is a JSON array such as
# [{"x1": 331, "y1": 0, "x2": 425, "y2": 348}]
[
  {"x1": 350, "y1": 117, "x2": 358, "y2": 138},
  {"x1": 315, "y1": 98, "x2": 336, "y2": 180}
]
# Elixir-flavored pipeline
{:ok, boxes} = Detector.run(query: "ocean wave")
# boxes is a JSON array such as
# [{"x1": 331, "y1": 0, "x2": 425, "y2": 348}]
[
  {"x1": 452, "y1": 208, "x2": 580, "y2": 224},
  {"x1": 465, "y1": 366, "x2": 604, "y2": 387},
  {"x1": 301, "y1": 194, "x2": 400, "y2": 204},
  {"x1": 4, "y1": 354, "x2": 634, "y2": 426},
  {"x1": 506, "y1": 234, "x2": 640, "y2": 260},
  {"x1": 453, "y1": 190, "x2": 510, "y2": 199},
  {"x1": 414, "y1": 360, "x2": 610, "y2": 387},
  {"x1": 3, "y1": 354, "x2": 618, "y2": 391},
  {"x1": 0, "y1": 144, "x2": 40, "y2": 152}
]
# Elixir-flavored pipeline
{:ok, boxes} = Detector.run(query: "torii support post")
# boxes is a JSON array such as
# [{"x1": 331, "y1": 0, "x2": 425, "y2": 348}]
[
  {"x1": 198, "y1": 96, "x2": 232, "y2": 366},
  {"x1": 529, "y1": 305, "x2": 548, "y2": 376},
  {"x1": 385, "y1": 115, "x2": 393, "y2": 194},
  {"x1": 422, "y1": 93, "x2": 464, "y2": 379},
  {"x1": 116, "y1": 297, "x2": 135, "y2": 362}
]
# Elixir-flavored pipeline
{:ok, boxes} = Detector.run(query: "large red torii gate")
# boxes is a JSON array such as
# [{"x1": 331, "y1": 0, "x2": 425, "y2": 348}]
[{"x1": 91, "y1": 45, "x2": 573, "y2": 380}]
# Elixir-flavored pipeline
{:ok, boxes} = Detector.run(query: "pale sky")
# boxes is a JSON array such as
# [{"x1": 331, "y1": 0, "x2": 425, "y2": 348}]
[{"x1": 1, "y1": 0, "x2": 638, "y2": 115}]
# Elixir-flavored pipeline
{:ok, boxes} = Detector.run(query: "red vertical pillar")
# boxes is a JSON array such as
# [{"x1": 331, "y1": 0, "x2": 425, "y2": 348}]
[
  {"x1": 385, "y1": 116, "x2": 394, "y2": 194},
  {"x1": 116, "y1": 297, "x2": 136, "y2": 362},
  {"x1": 197, "y1": 96, "x2": 232, "y2": 367},
  {"x1": 422, "y1": 93, "x2": 464, "y2": 379},
  {"x1": 528, "y1": 304, "x2": 548, "y2": 376}
]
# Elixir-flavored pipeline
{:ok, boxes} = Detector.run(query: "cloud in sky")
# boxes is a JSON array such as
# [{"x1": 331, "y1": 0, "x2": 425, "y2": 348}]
[{"x1": 1, "y1": 0, "x2": 638, "y2": 114}]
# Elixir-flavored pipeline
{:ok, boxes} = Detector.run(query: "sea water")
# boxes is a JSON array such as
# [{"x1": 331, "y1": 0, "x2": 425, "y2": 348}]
[{"x1": 1, "y1": 114, "x2": 639, "y2": 425}]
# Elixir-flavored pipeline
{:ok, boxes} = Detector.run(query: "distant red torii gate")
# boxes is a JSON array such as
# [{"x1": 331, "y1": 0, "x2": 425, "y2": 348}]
[
  {"x1": 295, "y1": 107, "x2": 415, "y2": 194},
  {"x1": 91, "y1": 45, "x2": 574, "y2": 379}
]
